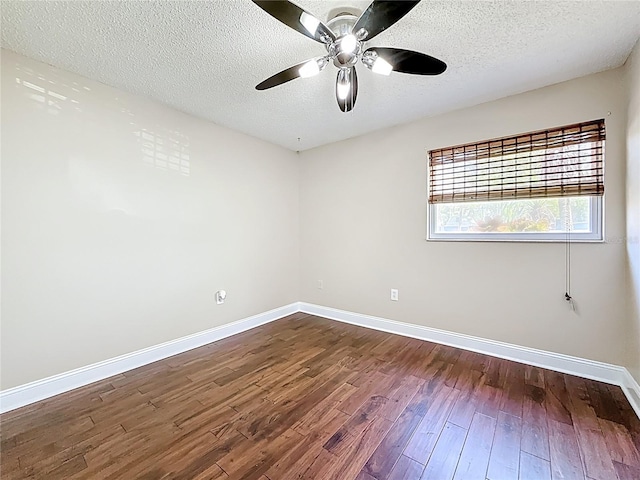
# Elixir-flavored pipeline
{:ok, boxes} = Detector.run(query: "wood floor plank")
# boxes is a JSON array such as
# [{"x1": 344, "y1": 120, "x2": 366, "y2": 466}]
[
  {"x1": 45, "y1": 454, "x2": 88, "y2": 478},
  {"x1": 598, "y1": 418, "x2": 640, "y2": 467},
  {"x1": 0, "y1": 456, "x2": 22, "y2": 480},
  {"x1": 120, "y1": 429, "x2": 223, "y2": 479},
  {"x1": 474, "y1": 382, "x2": 503, "y2": 419},
  {"x1": 1, "y1": 314, "x2": 638, "y2": 480},
  {"x1": 386, "y1": 454, "x2": 425, "y2": 480},
  {"x1": 217, "y1": 427, "x2": 302, "y2": 479},
  {"x1": 452, "y1": 412, "x2": 496, "y2": 480},
  {"x1": 483, "y1": 357, "x2": 508, "y2": 389},
  {"x1": 587, "y1": 379, "x2": 627, "y2": 425},
  {"x1": 19, "y1": 423, "x2": 125, "y2": 477},
  {"x1": 544, "y1": 370, "x2": 573, "y2": 426},
  {"x1": 175, "y1": 404, "x2": 238, "y2": 435},
  {"x1": 519, "y1": 451, "x2": 551, "y2": 480},
  {"x1": 363, "y1": 403, "x2": 425, "y2": 478},
  {"x1": 613, "y1": 460, "x2": 640, "y2": 480},
  {"x1": 524, "y1": 366, "x2": 545, "y2": 389},
  {"x1": 8, "y1": 414, "x2": 94, "y2": 451},
  {"x1": 324, "y1": 395, "x2": 387, "y2": 457},
  {"x1": 77, "y1": 426, "x2": 164, "y2": 472},
  {"x1": 355, "y1": 471, "x2": 378, "y2": 480},
  {"x1": 265, "y1": 427, "x2": 342, "y2": 479},
  {"x1": 565, "y1": 376, "x2": 617, "y2": 480},
  {"x1": 420, "y1": 422, "x2": 467, "y2": 480},
  {"x1": 444, "y1": 355, "x2": 470, "y2": 390},
  {"x1": 487, "y1": 411, "x2": 522, "y2": 480},
  {"x1": 500, "y1": 361, "x2": 525, "y2": 418},
  {"x1": 606, "y1": 384, "x2": 640, "y2": 454},
  {"x1": 319, "y1": 416, "x2": 393, "y2": 480},
  {"x1": 377, "y1": 374, "x2": 424, "y2": 422},
  {"x1": 418, "y1": 360, "x2": 454, "y2": 397},
  {"x1": 447, "y1": 369, "x2": 485, "y2": 429},
  {"x1": 273, "y1": 441, "x2": 329, "y2": 480},
  {"x1": 297, "y1": 448, "x2": 335, "y2": 480},
  {"x1": 548, "y1": 418, "x2": 585, "y2": 480},
  {"x1": 339, "y1": 371, "x2": 392, "y2": 415},
  {"x1": 403, "y1": 385, "x2": 459, "y2": 464},
  {"x1": 189, "y1": 462, "x2": 229, "y2": 480},
  {"x1": 521, "y1": 384, "x2": 550, "y2": 461}
]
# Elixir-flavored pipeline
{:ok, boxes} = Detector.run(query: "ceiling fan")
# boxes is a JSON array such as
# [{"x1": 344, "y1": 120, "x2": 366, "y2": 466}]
[{"x1": 252, "y1": 0, "x2": 447, "y2": 112}]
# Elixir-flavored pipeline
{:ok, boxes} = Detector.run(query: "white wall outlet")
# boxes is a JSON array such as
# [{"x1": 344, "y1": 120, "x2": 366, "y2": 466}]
[
  {"x1": 317, "y1": 280, "x2": 323, "y2": 289},
  {"x1": 215, "y1": 290, "x2": 226, "y2": 305},
  {"x1": 391, "y1": 289, "x2": 399, "y2": 301}
]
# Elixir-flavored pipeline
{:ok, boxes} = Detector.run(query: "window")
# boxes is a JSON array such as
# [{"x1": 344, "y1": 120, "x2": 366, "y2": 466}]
[{"x1": 428, "y1": 119, "x2": 605, "y2": 241}]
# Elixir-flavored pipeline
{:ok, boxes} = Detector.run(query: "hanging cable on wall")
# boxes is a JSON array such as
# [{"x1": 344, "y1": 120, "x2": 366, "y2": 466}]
[{"x1": 564, "y1": 199, "x2": 575, "y2": 311}]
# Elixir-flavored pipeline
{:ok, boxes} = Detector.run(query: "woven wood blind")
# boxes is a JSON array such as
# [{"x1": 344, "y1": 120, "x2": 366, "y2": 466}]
[{"x1": 428, "y1": 119, "x2": 605, "y2": 204}]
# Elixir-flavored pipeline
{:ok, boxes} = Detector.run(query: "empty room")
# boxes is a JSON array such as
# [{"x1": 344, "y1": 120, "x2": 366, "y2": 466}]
[{"x1": 1, "y1": 0, "x2": 640, "y2": 479}]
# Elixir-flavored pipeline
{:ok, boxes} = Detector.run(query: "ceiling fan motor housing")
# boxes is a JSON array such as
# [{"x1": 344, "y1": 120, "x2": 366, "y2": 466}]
[
  {"x1": 326, "y1": 11, "x2": 358, "y2": 35},
  {"x1": 326, "y1": 12, "x2": 362, "y2": 68}
]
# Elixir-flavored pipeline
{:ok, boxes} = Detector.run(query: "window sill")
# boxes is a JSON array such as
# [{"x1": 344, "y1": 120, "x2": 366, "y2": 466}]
[{"x1": 426, "y1": 236, "x2": 604, "y2": 244}]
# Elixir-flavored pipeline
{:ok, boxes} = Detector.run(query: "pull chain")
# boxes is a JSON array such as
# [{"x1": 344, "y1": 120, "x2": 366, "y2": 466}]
[{"x1": 565, "y1": 199, "x2": 575, "y2": 311}]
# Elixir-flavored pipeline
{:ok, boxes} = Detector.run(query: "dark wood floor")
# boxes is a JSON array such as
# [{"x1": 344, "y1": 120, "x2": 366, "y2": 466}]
[{"x1": 1, "y1": 313, "x2": 639, "y2": 480}]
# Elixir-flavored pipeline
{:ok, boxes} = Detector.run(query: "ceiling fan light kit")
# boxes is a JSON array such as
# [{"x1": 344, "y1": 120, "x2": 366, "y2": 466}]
[{"x1": 252, "y1": 0, "x2": 447, "y2": 112}]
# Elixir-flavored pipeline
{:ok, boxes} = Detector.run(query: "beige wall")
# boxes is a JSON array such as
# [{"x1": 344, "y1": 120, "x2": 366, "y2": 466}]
[
  {"x1": 626, "y1": 40, "x2": 640, "y2": 383},
  {"x1": 0, "y1": 50, "x2": 300, "y2": 389},
  {"x1": 300, "y1": 68, "x2": 629, "y2": 366},
  {"x1": 2, "y1": 47, "x2": 635, "y2": 391}
]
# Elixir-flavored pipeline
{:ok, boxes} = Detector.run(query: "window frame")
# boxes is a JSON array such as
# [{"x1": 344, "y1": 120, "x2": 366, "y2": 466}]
[{"x1": 426, "y1": 195, "x2": 603, "y2": 242}]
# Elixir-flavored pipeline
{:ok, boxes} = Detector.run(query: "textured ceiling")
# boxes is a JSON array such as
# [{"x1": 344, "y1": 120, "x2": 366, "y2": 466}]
[{"x1": 1, "y1": 1, "x2": 639, "y2": 151}]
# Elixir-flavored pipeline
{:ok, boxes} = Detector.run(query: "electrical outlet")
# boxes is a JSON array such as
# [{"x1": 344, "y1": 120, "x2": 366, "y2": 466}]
[
  {"x1": 215, "y1": 290, "x2": 226, "y2": 305},
  {"x1": 317, "y1": 280, "x2": 323, "y2": 289},
  {"x1": 391, "y1": 289, "x2": 399, "y2": 301}
]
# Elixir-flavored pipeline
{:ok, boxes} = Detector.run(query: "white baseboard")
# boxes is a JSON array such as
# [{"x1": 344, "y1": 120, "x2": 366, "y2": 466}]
[
  {"x1": 3, "y1": 300, "x2": 639, "y2": 421},
  {"x1": 621, "y1": 369, "x2": 640, "y2": 420},
  {"x1": 299, "y1": 302, "x2": 640, "y2": 419},
  {"x1": 0, "y1": 303, "x2": 299, "y2": 414}
]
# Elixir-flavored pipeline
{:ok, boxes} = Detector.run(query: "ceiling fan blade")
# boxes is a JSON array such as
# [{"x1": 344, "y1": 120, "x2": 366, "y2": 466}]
[
  {"x1": 365, "y1": 47, "x2": 446, "y2": 75},
  {"x1": 255, "y1": 60, "x2": 308, "y2": 90},
  {"x1": 353, "y1": 1, "x2": 421, "y2": 42},
  {"x1": 336, "y1": 67, "x2": 358, "y2": 113},
  {"x1": 256, "y1": 57, "x2": 329, "y2": 90},
  {"x1": 252, "y1": 1, "x2": 335, "y2": 44}
]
